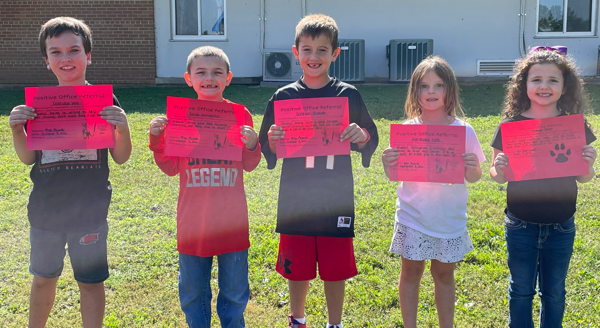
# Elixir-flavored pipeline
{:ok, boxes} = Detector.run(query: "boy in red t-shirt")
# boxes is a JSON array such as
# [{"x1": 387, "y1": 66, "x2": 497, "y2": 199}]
[{"x1": 148, "y1": 46, "x2": 261, "y2": 327}]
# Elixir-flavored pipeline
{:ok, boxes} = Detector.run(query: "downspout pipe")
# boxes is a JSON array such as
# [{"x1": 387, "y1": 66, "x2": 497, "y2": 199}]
[
  {"x1": 518, "y1": 0, "x2": 526, "y2": 57},
  {"x1": 259, "y1": 0, "x2": 265, "y2": 54},
  {"x1": 302, "y1": 0, "x2": 306, "y2": 17}
]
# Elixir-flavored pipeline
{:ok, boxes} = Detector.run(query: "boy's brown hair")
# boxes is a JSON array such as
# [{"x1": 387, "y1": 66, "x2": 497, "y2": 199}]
[
  {"x1": 39, "y1": 17, "x2": 92, "y2": 58},
  {"x1": 186, "y1": 46, "x2": 231, "y2": 74},
  {"x1": 405, "y1": 56, "x2": 465, "y2": 120},
  {"x1": 294, "y1": 14, "x2": 338, "y2": 51}
]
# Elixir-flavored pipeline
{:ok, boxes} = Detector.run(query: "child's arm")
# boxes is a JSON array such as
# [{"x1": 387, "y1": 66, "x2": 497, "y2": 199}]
[
  {"x1": 241, "y1": 125, "x2": 258, "y2": 151},
  {"x1": 258, "y1": 97, "x2": 280, "y2": 169},
  {"x1": 101, "y1": 105, "x2": 132, "y2": 164},
  {"x1": 240, "y1": 109, "x2": 261, "y2": 172},
  {"x1": 490, "y1": 148, "x2": 508, "y2": 184},
  {"x1": 149, "y1": 116, "x2": 180, "y2": 176},
  {"x1": 346, "y1": 92, "x2": 379, "y2": 167},
  {"x1": 9, "y1": 105, "x2": 37, "y2": 165},
  {"x1": 340, "y1": 123, "x2": 369, "y2": 149},
  {"x1": 463, "y1": 153, "x2": 482, "y2": 183},
  {"x1": 381, "y1": 147, "x2": 399, "y2": 179},
  {"x1": 575, "y1": 145, "x2": 596, "y2": 183},
  {"x1": 267, "y1": 125, "x2": 284, "y2": 155},
  {"x1": 464, "y1": 125, "x2": 485, "y2": 183}
]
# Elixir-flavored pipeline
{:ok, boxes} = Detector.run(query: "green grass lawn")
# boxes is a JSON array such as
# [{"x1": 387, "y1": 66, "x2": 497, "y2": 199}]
[{"x1": 1, "y1": 83, "x2": 599, "y2": 327}]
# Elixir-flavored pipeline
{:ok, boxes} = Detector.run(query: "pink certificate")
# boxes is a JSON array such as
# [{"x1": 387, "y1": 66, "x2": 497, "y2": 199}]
[
  {"x1": 500, "y1": 114, "x2": 588, "y2": 181},
  {"x1": 389, "y1": 124, "x2": 466, "y2": 184},
  {"x1": 164, "y1": 96, "x2": 245, "y2": 161},
  {"x1": 25, "y1": 85, "x2": 115, "y2": 150},
  {"x1": 274, "y1": 97, "x2": 350, "y2": 158}
]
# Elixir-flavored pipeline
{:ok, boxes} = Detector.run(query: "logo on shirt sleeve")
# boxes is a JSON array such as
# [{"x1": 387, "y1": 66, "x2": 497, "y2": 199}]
[{"x1": 337, "y1": 216, "x2": 352, "y2": 228}]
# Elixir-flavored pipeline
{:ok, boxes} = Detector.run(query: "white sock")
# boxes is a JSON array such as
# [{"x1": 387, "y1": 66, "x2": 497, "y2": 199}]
[
  {"x1": 295, "y1": 317, "x2": 306, "y2": 324},
  {"x1": 327, "y1": 324, "x2": 342, "y2": 328}
]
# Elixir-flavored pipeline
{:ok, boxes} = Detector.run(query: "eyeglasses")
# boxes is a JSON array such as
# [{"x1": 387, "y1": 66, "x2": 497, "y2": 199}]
[{"x1": 528, "y1": 46, "x2": 567, "y2": 56}]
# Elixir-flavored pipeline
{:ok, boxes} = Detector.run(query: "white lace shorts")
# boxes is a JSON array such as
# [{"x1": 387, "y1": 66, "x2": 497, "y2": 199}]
[{"x1": 389, "y1": 222, "x2": 474, "y2": 263}]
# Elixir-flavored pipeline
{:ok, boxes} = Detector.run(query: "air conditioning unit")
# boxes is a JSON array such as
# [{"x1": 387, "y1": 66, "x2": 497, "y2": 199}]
[
  {"x1": 262, "y1": 50, "x2": 303, "y2": 82},
  {"x1": 477, "y1": 60, "x2": 515, "y2": 76},
  {"x1": 387, "y1": 39, "x2": 433, "y2": 82},
  {"x1": 329, "y1": 39, "x2": 365, "y2": 82}
]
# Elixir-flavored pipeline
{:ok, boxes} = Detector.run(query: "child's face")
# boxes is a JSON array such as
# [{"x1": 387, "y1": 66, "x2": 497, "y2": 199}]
[
  {"x1": 419, "y1": 70, "x2": 446, "y2": 114},
  {"x1": 526, "y1": 63, "x2": 564, "y2": 110},
  {"x1": 293, "y1": 34, "x2": 340, "y2": 82},
  {"x1": 184, "y1": 56, "x2": 232, "y2": 102},
  {"x1": 44, "y1": 31, "x2": 91, "y2": 86}
]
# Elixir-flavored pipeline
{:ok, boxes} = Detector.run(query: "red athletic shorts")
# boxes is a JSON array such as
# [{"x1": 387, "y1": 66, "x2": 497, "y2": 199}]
[{"x1": 276, "y1": 234, "x2": 358, "y2": 281}]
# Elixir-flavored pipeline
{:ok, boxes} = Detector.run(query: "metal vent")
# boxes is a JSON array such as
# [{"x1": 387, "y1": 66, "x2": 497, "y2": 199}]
[
  {"x1": 329, "y1": 39, "x2": 365, "y2": 82},
  {"x1": 387, "y1": 39, "x2": 433, "y2": 82},
  {"x1": 262, "y1": 50, "x2": 303, "y2": 82},
  {"x1": 266, "y1": 53, "x2": 291, "y2": 78},
  {"x1": 477, "y1": 60, "x2": 515, "y2": 76}
]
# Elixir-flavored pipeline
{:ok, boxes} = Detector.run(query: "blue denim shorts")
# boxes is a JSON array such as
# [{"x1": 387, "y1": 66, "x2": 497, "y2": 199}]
[{"x1": 29, "y1": 222, "x2": 109, "y2": 284}]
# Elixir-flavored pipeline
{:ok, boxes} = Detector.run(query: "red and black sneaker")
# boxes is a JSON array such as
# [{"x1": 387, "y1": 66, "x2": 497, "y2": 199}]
[{"x1": 288, "y1": 315, "x2": 307, "y2": 328}]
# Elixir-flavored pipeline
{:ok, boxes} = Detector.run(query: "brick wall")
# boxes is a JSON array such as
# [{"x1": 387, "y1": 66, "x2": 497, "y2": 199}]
[{"x1": 0, "y1": 0, "x2": 156, "y2": 85}]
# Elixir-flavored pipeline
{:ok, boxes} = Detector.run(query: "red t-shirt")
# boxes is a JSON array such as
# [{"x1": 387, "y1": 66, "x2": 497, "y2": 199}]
[{"x1": 149, "y1": 100, "x2": 261, "y2": 256}]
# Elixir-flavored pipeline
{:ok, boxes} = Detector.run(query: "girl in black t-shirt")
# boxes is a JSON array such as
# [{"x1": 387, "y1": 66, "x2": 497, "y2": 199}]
[{"x1": 490, "y1": 47, "x2": 597, "y2": 327}]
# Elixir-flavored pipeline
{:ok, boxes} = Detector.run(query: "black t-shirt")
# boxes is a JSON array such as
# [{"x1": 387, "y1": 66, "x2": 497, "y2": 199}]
[
  {"x1": 490, "y1": 114, "x2": 596, "y2": 223},
  {"x1": 258, "y1": 78, "x2": 379, "y2": 237},
  {"x1": 27, "y1": 95, "x2": 120, "y2": 232}
]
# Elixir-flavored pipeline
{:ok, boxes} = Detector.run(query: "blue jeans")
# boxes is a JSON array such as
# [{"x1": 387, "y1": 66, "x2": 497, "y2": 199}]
[
  {"x1": 178, "y1": 250, "x2": 249, "y2": 328},
  {"x1": 504, "y1": 212, "x2": 575, "y2": 328}
]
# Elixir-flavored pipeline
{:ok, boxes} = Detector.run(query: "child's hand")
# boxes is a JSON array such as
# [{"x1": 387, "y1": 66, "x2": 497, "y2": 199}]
[
  {"x1": 267, "y1": 125, "x2": 284, "y2": 153},
  {"x1": 463, "y1": 152, "x2": 482, "y2": 183},
  {"x1": 241, "y1": 125, "x2": 258, "y2": 150},
  {"x1": 100, "y1": 106, "x2": 130, "y2": 134},
  {"x1": 492, "y1": 152, "x2": 509, "y2": 173},
  {"x1": 382, "y1": 147, "x2": 399, "y2": 167},
  {"x1": 9, "y1": 105, "x2": 36, "y2": 132},
  {"x1": 149, "y1": 116, "x2": 168, "y2": 136},
  {"x1": 582, "y1": 145, "x2": 597, "y2": 166},
  {"x1": 576, "y1": 145, "x2": 597, "y2": 183},
  {"x1": 490, "y1": 150, "x2": 509, "y2": 184},
  {"x1": 462, "y1": 153, "x2": 480, "y2": 170},
  {"x1": 340, "y1": 123, "x2": 368, "y2": 143}
]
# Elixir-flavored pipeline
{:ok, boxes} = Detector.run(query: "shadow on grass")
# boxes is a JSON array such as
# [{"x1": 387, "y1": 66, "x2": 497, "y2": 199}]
[{"x1": 1, "y1": 83, "x2": 599, "y2": 119}]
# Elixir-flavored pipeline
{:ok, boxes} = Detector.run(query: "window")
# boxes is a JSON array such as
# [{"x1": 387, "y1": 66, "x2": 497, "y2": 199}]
[
  {"x1": 171, "y1": 0, "x2": 226, "y2": 40},
  {"x1": 537, "y1": 0, "x2": 597, "y2": 36}
]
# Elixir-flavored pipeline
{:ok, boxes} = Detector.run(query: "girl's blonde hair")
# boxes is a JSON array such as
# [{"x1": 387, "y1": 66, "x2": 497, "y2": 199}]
[
  {"x1": 503, "y1": 49, "x2": 588, "y2": 119},
  {"x1": 405, "y1": 56, "x2": 465, "y2": 120}
]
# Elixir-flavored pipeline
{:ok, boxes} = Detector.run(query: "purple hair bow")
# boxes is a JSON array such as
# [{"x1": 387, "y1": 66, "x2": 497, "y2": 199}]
[{"x1": 529, "y1": 45, "x2": 567, "y2": 56}]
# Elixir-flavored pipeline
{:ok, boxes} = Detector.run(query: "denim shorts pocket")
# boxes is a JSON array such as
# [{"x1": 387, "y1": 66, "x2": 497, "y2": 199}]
[
  {"x1": 504, "y1": 216, "x2": 525, "y2": 230},
  {"x1": 556, "y1": 217, "x2": 576, "y2": 234}
]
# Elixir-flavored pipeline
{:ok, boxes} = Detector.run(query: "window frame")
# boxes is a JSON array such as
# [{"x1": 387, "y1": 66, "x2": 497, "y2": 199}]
[
  {"x1": 170, "y1": 0, "x2": 227, "y2": 41},
  {"x1": 535, "y1": 0, "x2": 598, "y2": 37}
]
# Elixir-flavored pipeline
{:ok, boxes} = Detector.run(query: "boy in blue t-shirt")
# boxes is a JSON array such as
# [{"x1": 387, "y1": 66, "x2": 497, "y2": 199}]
[
  {"x1": 9, "y1": 17, "x2": 131, "y2": 327},
  {"x1": 258, "y1": 14, "x2": 378, "y2": 328}
]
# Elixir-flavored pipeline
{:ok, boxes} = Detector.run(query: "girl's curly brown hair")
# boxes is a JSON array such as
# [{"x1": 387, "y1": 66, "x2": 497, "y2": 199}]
[
  {"x1": 502, "y1": 49, "x2": 589, "y2": 122},
  {"x1": 405, "y1": 56, "x2": 465, "y2": 120}
]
